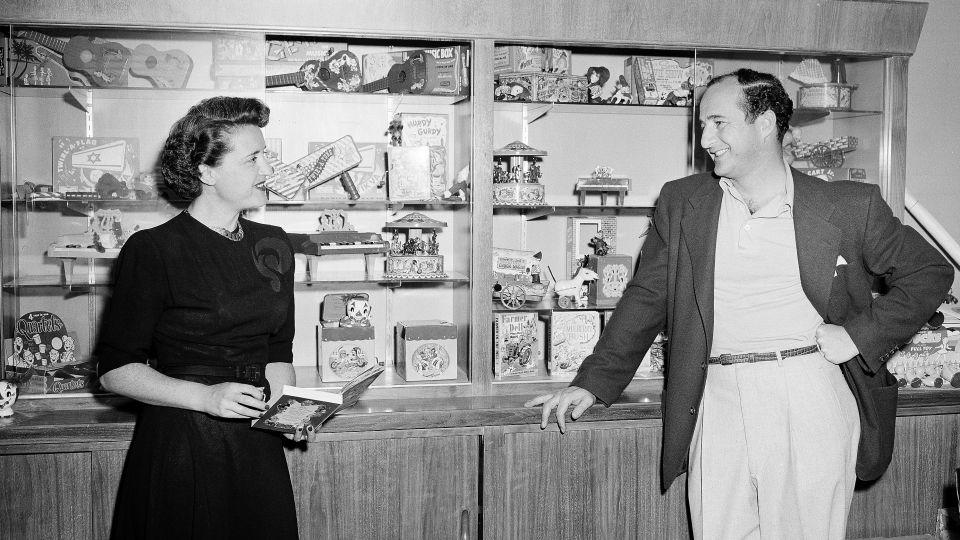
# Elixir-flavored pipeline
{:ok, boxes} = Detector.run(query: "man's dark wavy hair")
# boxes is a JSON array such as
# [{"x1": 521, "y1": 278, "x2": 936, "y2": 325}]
[
  {"x1": 706, "y1": 68, "x2": 793, "y2": 142},
  {"x1": 157, "y1": 97, "x2": 270, "y2": 200}
]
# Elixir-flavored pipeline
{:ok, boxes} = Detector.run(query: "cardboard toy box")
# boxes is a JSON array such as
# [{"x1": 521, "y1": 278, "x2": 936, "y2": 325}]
[
  {"x1": 624, "y1": 56, "x2": 713, "y2": 106},
  {"x1": 494, "y1": 72, "x2": 589, "y2": 103},
  {"x1": 362, "y1": 45, "x2": 469, "y2": 96},
  {"x1": 493, "y1": 45, "x2": 545, "y2": 74},
  {"x1": 493, "y1": 311, "x2": 543, "y2": 377},
  {"x1": 317, "y1": 325, "x2": 377, "y2": 382},
  {"x1": 796, "y1": 167, "x2": 866, "y2": 183},
  {"x1": 586, "y1": 254, "x2": 633, "y2": 306},
  {"x1": 395, "y1": 320, "x2": 458, "y2": 381},
  {"x1": 887, "y1": 327, "x2": 960, "y2": 389}
]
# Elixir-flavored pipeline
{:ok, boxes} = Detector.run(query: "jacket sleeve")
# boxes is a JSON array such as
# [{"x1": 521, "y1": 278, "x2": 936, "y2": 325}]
[
  {"x1": 571, "y1": 184, "x2": 671, "y2": 405},
  {"x1": 844, "y1": 185, "x2": 954, "y2": 374}
]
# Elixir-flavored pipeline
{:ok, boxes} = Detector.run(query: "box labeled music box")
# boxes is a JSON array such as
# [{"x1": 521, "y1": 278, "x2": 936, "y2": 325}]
[
  {"x1": 395, "y1": 320, "x2": 458, "y2": 381},
  {"x1": 586, "y1": 254, "x2": 633, "y2": 306},
  {"x1": 493, "y1": 141, "x2": 547, "y2": 206}
]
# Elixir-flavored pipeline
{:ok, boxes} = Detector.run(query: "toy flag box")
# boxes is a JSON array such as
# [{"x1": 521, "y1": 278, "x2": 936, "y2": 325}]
[
  {"x1": 395, "y1": 320, "x2": 458, "y2": 381},
  {"x1": 624, "y1": 56, "x2": 713, "y2": 106},
  {"x1": 586, "y1": 254, "x2": 633, "y2": 306},
  {"x1": 361, "y1": 45, "x2": 469, "y2": 96},
  {"x1": 317, "y1": 325, "x2": 377, "y2": 382},
  {"x1": 494, "y1": 72, "x2": 589, "y2": 103}
]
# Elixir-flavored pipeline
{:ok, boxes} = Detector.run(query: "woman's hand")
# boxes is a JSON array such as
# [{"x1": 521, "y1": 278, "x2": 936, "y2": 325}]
[{"x1": 201, "y1": 382, "x2": 268, "y2": 418}]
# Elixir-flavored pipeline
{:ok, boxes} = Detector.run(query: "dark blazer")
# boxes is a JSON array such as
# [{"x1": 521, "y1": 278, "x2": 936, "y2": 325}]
[{"x1": 572, "y1": 169, "x2": 953, "y2": 490}]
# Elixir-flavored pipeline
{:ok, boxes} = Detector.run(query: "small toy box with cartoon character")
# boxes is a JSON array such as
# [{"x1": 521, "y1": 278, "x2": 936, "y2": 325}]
[
  {"x1": 624, "y1": 56, "x2": 713, "y2": 106},
  {"x1": 586, "y1": 254, "x2": 633, "y2": 306},
  {"x1": 395, "y1": 320, "x2": 458, "y2": 381},
  {"x1": 494, "y1": 72, "x2": 588, "y2": 103},
  {"x1": 316, "y1": 293, "x2": 377, "y2": 382}
]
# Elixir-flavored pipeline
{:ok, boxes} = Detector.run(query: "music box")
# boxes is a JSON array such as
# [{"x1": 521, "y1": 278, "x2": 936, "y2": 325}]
[
  {"x1": 383, "y1": 212, "x2": 447, "y2": 279},
  {"x1": 492, "y1": 141, "x2": 547, "y2": 206}
]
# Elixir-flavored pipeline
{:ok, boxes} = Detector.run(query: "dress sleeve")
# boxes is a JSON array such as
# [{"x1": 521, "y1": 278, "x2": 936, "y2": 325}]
[
  {"x1": 267, "y1": 230, "x2": 296, "y2": 364},
  {"x1": 95, "y1": 231, "x2": 168, "y2": 376}
]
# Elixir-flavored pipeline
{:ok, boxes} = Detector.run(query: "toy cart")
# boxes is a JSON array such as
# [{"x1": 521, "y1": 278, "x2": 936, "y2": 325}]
[
  {"x1": 493, "y1": 273, "x2": 548, "y2": 309},
  {"x1": 792, "y1": 136, "x2": 858, "y2": 167}
]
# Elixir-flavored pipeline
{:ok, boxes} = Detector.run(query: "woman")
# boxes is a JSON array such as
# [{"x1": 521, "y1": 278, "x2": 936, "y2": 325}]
[{"x1": 96, "y1": 96, "x2": 299, "y2": 539}]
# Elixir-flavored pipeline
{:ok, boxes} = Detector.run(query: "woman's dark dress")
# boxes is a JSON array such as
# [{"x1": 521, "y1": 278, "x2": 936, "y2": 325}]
[{"x1": 96, "y1": 212, "x2": 299, "y2": 540}]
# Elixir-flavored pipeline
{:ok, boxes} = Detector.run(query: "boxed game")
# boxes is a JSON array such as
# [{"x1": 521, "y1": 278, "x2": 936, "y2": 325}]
[
  {"x1": 395, "y1": 320, "x2": 458, "y2": 381},
  {"x1": 494, "y1": 72, "x2": 589, "y2": 103},
  {"x1": 549, "y1": 311, "x2": 601, "y2": 379},
  {"x1": 493, "y1": 45, "x2": 545, "y2": 74},
  {"x1": 887, "y1": 327, "x2": 960, "y2": 389},
  {"x1": 361, "y1": 45, "x2": 469, "y2": 96},
  {"x1": 796, "y1": 167, "x2": 866, "y2": 182},
  {"x1": 212, "y1": 34, "x2": 265, "y2": 90},
  {"x1": 494, "y1": 311, "x2": 542, "y2": 377},
  {"x1": 543, "y1": 47, "x2": 572, "y2": 74},
  {"x1": 624, "y1": 56, "x2": 713, "y2": 106},
  {"x1": 4, "y1": 311, "x2": 97, "y2": 394},
  {"x1": 586, "y1": 254, "x2": 633, "y2": 306}
]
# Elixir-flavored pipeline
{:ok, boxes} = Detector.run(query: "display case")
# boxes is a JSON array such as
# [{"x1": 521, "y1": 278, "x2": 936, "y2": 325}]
[
  {"x1": 0, "y1": 27, "x2": 475, "y2": 397},
  {"x1": 488, "y1": 45, "x2": 892, "y2": 394}
]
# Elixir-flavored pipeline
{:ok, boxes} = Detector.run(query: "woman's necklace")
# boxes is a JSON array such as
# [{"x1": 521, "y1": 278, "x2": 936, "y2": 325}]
[{"x1": 183, "y1": 209, "x2": 244, "y2": 241}]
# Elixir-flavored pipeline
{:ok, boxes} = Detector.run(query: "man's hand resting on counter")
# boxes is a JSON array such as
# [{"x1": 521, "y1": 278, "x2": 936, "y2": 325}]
[{"x1": 524, "y1": 386, "x2": 596, "y2": 433}]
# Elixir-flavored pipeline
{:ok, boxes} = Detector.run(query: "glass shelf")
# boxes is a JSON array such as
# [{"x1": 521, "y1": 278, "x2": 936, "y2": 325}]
[{"x1": 494, "y1": 204, "x2": 654, "y2": 220}]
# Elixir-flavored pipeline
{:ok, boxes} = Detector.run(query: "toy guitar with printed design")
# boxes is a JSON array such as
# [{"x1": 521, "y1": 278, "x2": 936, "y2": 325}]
[
  {"x1": 8, "y1": 41, "x2": 89, "y2": 87},
  {"x1": 17, "y1": 30, "x2": 131, "y2": 87},
  {"x1": 265, "y1": 50, "x2": 437, "y2": 94}
]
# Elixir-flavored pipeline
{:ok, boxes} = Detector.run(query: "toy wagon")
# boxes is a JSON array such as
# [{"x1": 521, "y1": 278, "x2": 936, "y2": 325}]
[{"x1": 492, "y1": 247, "x2": 548, "y2": 309}]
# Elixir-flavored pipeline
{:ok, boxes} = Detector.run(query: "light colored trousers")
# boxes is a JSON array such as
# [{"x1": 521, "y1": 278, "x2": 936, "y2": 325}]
[{"x1": 687, "y1": 352, "x2": 860, "y2": 540}]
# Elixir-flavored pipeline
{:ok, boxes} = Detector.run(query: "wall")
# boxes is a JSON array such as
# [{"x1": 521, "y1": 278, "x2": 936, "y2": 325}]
[{"x1": 906, "y1": 0, "x2": 960, "y2": 292}]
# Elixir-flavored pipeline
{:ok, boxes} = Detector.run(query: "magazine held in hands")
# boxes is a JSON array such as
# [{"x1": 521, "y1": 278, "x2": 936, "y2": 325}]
[{"x1": 251, "y1": 365, "x2": 384, "y2": 436}]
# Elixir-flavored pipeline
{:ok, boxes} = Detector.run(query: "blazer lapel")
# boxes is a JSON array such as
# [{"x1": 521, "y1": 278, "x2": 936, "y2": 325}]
[
  {"x1": 680, "y1": 180, "x2": 722, "y2": 343},
  {"x1": 793, "y1": 170, "x2": 841, "y2": 319}
]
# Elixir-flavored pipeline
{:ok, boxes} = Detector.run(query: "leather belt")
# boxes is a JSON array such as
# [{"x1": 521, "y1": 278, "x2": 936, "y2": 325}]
[
  {"x1": 158, "y1": 363, "x2": 265, "y2": 384},
  {"x1": 708, "y1": 345, "x2": 820, "y2": 366}
]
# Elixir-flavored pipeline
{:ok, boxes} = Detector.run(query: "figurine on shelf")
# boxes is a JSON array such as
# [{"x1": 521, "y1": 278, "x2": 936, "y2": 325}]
[
  {"x1": 492, "y1": 141, "x2": 547, "y2": 206},
  {"x1": 585, "y1": 66, "x2": 610, "y2": 103},
  {"x1": 385, "y1": 113, "x2": 403, "y2": 146},
  {"x1": 588, "y1": 233, "x2": 610, "y2": 257},
  {"x1": 0, "y1": 380, "x2": 18, "y2": 418}
]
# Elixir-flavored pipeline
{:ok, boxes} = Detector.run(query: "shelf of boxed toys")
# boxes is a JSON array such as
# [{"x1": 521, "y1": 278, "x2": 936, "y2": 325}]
[
  {"x1": 264, "y1": 90, "x2": 468, "y2": 107},
  {"x1": 493, "y1": 101, "x2": 693, "y2": 117},
  {"x1": 493, "y1": 204, "x2": 654, "y2": 220},
  {"x1": 296, "y1": 270, "x2": 469, "y2": 288},
  {"x1": 266, "y1": 200, "x2": 470, "y2": 211},
  {"x1": 490, "y1": 298, "x2": 618, "y2": 313}
]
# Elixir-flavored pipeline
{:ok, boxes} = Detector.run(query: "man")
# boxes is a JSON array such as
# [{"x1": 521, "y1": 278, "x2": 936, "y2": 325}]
[{"x1": 526, "y1": 69, "x2": 953, "y2": 539}]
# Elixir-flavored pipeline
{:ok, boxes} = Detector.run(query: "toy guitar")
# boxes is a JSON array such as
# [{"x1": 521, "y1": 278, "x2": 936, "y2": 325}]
[
  {"x1": 129, "y1": 44, "x2": 193, "y2": 88},
  {"x1": 8, "y1": 41, "x2": 89, "y2": 87},
  {"x1": 264, "y1": 50, "x2": 362, "y2": 92},
  {"x1": 258, "y1": 136, "x2": 363, "y2": 199},
  {"x1": 361, "y1": 51, "x2": 437, "y2": 94},
  {"x1": 17, "y1": 30, "x2": 131, "y2": 87}
]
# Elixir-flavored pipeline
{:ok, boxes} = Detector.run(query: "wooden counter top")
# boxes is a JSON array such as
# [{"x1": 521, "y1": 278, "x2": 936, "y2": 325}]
[{"x1": 2, "y1": 388, "x2": 959, "y2": 449}]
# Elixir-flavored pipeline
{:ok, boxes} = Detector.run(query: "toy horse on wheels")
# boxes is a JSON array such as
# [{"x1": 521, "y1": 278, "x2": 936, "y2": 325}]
[{"x1": 548, "y1": 266, "x2": 599, "y2": 309}]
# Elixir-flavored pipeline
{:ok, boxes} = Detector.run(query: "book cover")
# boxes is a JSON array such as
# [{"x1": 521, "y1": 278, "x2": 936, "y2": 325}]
[
  {"x1": 251, "y1": 365, "x2": 384, "y2": 435},
  {"x1": 387, "y1": 146, "x2": 432, "y2": 200},
  {"x1": 549, "y1": 311, "x2": 600, "y2": 379},
  {"x1": 493, "y1": 312, "x2": 540, "y2": 377}
]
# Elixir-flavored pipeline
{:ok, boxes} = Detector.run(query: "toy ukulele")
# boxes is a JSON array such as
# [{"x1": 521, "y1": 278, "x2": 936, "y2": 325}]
[
  {"x1": 17, "y1": 30, "x2": 131, "y2": 87},
  {"x1": 129, "y1": 44, "x2": 194, "y2": 88},
  {"x1": 361, "y1": 51, "x2": 437, "y2": 94},
  {"x1": 8, "y1": 40, "x2": 90, "y2": 87},
  {"x1": 264, "y1": 50, "x2": 362, "y2": 92},
  {"x1": 259, "y1": 136, "x2": 363, "y2": 199}
]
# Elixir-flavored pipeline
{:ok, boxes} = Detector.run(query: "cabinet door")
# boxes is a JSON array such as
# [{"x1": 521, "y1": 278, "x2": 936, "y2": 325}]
[
  {"x1": 483, "y1": 423, "x2": 688, "y2": 540},
  {"x1": 288, "y1": 434, "x2": 480, "y2": 539},
  {"x1": 91, "y1": 449, "x2": 126, "y2": 540},
  {"x1": 0, "y1": 452, "x2": 93, "y2": 540}
]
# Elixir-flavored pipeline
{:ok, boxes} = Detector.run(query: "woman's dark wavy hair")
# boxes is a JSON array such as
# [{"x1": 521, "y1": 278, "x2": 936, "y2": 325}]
[
  {"x1": 158, "y1": 97, "x2": 270, "y2": 200},
  {"x1": 706, "y1": 68, "x2": 793, "y2": 142}
]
